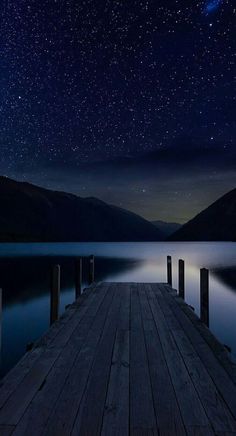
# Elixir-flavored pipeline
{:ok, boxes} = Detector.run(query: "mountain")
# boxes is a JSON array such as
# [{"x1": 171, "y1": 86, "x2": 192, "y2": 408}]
[
  {"x1": 170, "y1": 188, "x2": 236, "y2": 241},
  {"x1": 0, "y1": 176, "x2": 163, "y2": 242},
  {"x1": 152, "y1": 221, "x2": 182, "y2": 239}
]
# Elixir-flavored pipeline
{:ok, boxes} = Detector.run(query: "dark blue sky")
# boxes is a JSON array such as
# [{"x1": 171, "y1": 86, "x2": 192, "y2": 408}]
[{"x1": 0, "y1": 0, "x2": 235, "y2": 221}]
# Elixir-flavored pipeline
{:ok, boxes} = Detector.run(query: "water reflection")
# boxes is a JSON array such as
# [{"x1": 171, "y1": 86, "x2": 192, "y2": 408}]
[
  {"x1": 0, "y1": 242, "x2": 235, "y2": 377},
  {"x1": 213, "y1": 267, "x2": 236, "y2": 289}
]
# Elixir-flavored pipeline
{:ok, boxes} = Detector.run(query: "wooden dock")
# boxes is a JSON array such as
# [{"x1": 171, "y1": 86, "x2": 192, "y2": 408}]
[{"x1": 0, "y1": 282, "x2": 236, "y2": 435}]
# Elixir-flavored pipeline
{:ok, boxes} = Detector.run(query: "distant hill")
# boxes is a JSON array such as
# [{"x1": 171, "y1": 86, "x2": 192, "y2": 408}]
[
  {"x1": 170, "y1": 188, "x2": 236, "y2": 241},
  {"x1": 0, "y1": 176, "x2": 163, "y2": 242},
  {"x1": 152, "y1": 221, "x2": 182, "y2": 239}
]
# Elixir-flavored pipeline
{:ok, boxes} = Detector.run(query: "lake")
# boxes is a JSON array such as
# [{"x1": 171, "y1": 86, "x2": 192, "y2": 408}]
[{"x1": 0, "y1": 241, "x2": 235, "y2": 378}]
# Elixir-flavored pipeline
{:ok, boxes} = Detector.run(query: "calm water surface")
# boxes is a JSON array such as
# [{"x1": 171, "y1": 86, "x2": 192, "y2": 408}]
[{"x1": 0, "y1": 242, "x2": 235, "y2": 377}]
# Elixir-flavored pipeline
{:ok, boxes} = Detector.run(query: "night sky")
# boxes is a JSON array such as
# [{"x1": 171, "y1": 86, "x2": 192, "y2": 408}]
[{"x1": 1, "y1": 0, "x2": 235, "y2": 222}]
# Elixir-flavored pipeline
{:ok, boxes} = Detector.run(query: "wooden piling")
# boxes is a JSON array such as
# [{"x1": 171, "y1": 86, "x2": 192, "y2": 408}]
[
  {"x1": 50, "y1": 264, "x2": 60, "y2": 325},
  {"x1": 89, "y1": 255, "x2": 95, "y2": 285},
  {"x1": 200, "y1": 268, "x2": 209, "y2": 327},
  {"x1": 178, "y1": 259, "x2": 185, "y2": 299},
  {"x1": 0, "y1": 288, "x2": 2, "y2": 353},
  {"x1": 167, "y1": 255, "x2": 172, "y2": 286},
  {"x1": 75, "y1": 257, "x2": 82, "y2": 299}
]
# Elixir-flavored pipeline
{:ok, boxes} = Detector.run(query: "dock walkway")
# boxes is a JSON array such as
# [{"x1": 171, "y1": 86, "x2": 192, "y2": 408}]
[{"x1": 0, "y1": 282, "x2": 236, "y2": 435}]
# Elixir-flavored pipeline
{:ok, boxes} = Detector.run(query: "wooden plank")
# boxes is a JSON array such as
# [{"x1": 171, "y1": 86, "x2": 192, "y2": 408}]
[
  {"x1": 0, "y1": 285, "x2": 97, "y2": 409},
  {"x1": 11, "y1": 284, "x2": 110, "y2": 436},
  {"x1": 172, "y1": 330, "x2": 236, "y2": 433},
  {"x1": 43, "y1": 284, "x2": 117, "y2": 436},
  {"x1": 71, "y1": 284, "x2": 122, "y2": 436},
  {"x1": 51, "y1": 283, "x2": 108, "y2": 350},
  {"x1": 0, "y1": 349, "x2": 59, "y2": 426},
  {"x1": 0, "y1": 284, "x2": 103, "y2": 426},
  {"x1": 101, "y1": 330, "x2": 129, "y2": 436},
  {"x1": 186, "y1": 426, "x2": 217, "y2": 435},
  {"x1": 215, "y1": 433, "x2": 236, "y2": 436},
  {"x1": 139, "y1": 284, "x2": 186, "y2": 435},
  {"x1": 130, "y1": 284, "x2": 158, "y2": 435},
  {"x1": 165, "y1": 284, "x2": 236, "y2": 384},
  {"x1": 0, "y1": 425, "x2": 15, "y2": 436},
  {"x1": 161, "y1": 284, "x2": 236, "y2": 421},
  {"x1": 156, "y1": 285, "x2": 236, "y2": 433},
  {"x1": 101, "y1": 284, "x2": 130, "y2": 436},
  {"x1": 116, "y1": 283, "x2": 130, "y2": 331},
  {"x1": 147, "y1": 284, "x2": 214, "y2": 433}
]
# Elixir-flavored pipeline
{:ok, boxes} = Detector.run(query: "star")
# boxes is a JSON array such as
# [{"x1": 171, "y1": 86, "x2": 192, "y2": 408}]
[{"x1": 0, "y1": 0, "x2": 235, "y2": 219}]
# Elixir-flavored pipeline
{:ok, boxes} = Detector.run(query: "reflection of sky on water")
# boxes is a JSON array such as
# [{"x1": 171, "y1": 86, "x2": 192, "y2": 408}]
[
  {"x1": 2, "y1": 287, "x2": 74, "y2": 375},
  {"x1": 0, "y1": 242, "x2": 236, "y2": 376},
  {"x1": 0, "y1": 242, "x2": 235, "y2": 268}
]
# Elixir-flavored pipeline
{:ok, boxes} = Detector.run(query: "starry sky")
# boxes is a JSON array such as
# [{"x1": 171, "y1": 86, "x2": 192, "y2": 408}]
[{"x1": 0, "y1": 0, "x2": 235, "y2": 222}]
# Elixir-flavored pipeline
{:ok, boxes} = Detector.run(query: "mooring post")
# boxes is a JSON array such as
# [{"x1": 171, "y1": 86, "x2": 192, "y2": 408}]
[
  {"x1": 167, "y1": 255, "x2": 172, "y2": 287},
  {"x1": 75, "y1": 257, "x2": 82, "y2": 299},
  {"x1": 200, "y1": 268, "x2": 209, "y2": 327},
  {"x1": 178, "y1": 259, "x2": 185, "y2": 299},
  {"x1": 89, "y1": 255, "x2": 95, "y2": 284},
  {"x1": 50, "y1": 264, "x2": 60, "y2": 325},
  {"x1": 0, "y1": 288, "x2": 2, "y2": 353}
]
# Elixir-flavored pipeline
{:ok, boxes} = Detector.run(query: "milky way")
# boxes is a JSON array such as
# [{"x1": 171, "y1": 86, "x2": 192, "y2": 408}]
[{"x1": 204, "y1": 0, "x2": 222, "y2": 15}]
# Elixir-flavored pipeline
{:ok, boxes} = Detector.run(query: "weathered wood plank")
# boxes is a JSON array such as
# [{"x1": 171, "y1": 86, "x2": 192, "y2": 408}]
[
  {"x1": 139, "y1": 284, "x2": 186, "y2": 435},
  {"x1": 116, "y1": 283, "x2": 130, "y2": 331},
  {"x1": 0, "y1": 348, "x2": 59, "y2": 426},
  {"x1": 147, "y1": 284, "x2": 213, "y2": 433},
  {"x1": 0, "y1": 425, "x2": 15, "y2": 436},
  {"x1": 172, "y1": 329, "x2": 236, "y2": 433},
  {"x1": 71, "y1": 284, "x2": 122, "y2": 436},
  {"x1": 156, "y1": 284, "x2": 236, "y2": 433},
  {"x1": 43, "y1": 285, "x2": 117, "y2": 436},
  {"x1": 0, "y1": 284, "x2": 104, "y2": 427},
  {"x1": 11, "y1": 284, "x2": 111, "y2": 436},
  {"x1": 164, "y1": 284, "x2": 236, "y2": 384},
  {"x1": 130, "y1": 284, "x2": 158, "y2": 435},
  {"x1": 165, "y1": 284, "x2": 236, "y2": 384},
  {"x1": 186, "y1": 425, "x2": 216, "y2": 436},
  {"x1": 161, "y1": 284, "x2": 236, "y2": 421},
  {"x1": 101, "y1": 329, "x2": 129, "y2": 436},
  {"x1": 101, "y1": 284, "x2": 130, "y2": 436},
  {"x1": 0, "y1": 285, "x2": 97, "y2": 409}
]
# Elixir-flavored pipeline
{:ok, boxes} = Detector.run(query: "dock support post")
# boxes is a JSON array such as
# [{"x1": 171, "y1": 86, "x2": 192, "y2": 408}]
[
  {"x1": 167, "y1": 256, "x2": 172, "y2": 287},
  {"x1": 0, "y1": 289, "x2": 2, "y2": 354},
  {"x1": 200, "y1": 268, "x2": 209, "y2": 327},
  {"x1": 75, "y1": 257, "x2": 82, "y2": 299},
  {"x1": 178, "y1": 259, "x2": 185, "y2": 299},
  {"x1": 89, "y1": 255, "x2": 95, "y2": 285},
  {"x1": 50, "y1": 264, "x2": 60, "y2": 325}
]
